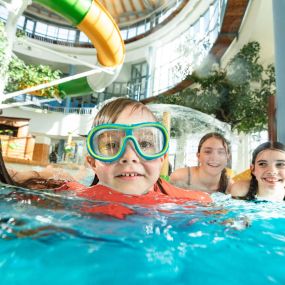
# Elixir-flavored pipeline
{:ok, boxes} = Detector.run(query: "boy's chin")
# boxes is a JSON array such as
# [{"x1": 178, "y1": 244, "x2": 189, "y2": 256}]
[{"x1": 113, "y1": 184, "x2": 152, "y2": 195}]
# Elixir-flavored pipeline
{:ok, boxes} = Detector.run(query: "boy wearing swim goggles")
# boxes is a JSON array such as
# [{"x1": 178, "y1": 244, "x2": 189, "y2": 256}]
[{"x1": 86, "y1": 98, "x2": 167, "y2": 195}]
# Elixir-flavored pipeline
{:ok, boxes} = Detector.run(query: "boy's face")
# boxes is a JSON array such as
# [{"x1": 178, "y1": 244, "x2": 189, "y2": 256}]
[{"x1": 87, "y1": 106, "x2": 164, "y2": 195}]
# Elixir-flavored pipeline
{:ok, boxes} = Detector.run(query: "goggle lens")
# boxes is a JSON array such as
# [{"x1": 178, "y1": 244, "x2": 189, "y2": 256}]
[
  {"x1": 133, "y1": 127, "x2": 164, "y2": 155},
  {"x1": 94, "y1": 129, "x2": 125, "y2": 157}
]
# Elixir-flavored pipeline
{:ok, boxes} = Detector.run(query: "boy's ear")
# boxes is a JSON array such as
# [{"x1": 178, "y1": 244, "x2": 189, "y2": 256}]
[{"x1": 86, "y1": 156, "x2": 96, "y2": 170}]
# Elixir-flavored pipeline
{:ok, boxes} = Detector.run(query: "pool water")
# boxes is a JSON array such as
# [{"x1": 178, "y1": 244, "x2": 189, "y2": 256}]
[{"x1": 0, "y1": 184, "x2": 284, "y2": 285}]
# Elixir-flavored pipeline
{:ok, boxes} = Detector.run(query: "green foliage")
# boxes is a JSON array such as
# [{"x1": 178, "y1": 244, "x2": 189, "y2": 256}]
[
  {"x1": 6, "y1": 60, "x2": 63, "y2": 99},
  {"x1": 0, "y1": 129, "x2": 13, "y2": 136},
  {"x1": 0, "y1": 22, "x2": 8, "y2": 79},
  {"x1": 156, "y1": 42, "x2": 275, "y2": 133},
  {"x1": 0, "y1": 23, "x2": 63, "y2": 99}
]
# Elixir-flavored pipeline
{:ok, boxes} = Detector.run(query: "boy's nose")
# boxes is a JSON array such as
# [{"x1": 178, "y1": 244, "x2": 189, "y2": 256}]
[{"x1": 119, "y1": 142, "x2": 140, "y2": 163}]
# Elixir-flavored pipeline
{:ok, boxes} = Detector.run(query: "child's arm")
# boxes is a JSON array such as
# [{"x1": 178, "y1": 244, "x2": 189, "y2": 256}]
[
  {"x1": 228, "y1": 180, "x2": 250, "y2": 198},
  {"x1": 170, "y1": 167, "x2": 191, "y2": 189}
]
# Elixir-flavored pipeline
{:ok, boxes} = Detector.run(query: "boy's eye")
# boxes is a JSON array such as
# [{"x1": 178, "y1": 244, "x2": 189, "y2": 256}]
[
  {"x1": 99, "y1": 141, "x2": 120, "y2": 154},
  {"x1": 139, "y1": 140, "x2": 154, "y2": 149},
  {"x1": 105, "y1": 142, "x2": 119, "y2": 149}
]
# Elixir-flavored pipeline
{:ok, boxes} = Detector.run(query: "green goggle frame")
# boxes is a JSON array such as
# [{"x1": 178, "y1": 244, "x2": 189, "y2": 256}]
[{"x1": 86, "y1": 122, "x2": 169, "y2": 162}]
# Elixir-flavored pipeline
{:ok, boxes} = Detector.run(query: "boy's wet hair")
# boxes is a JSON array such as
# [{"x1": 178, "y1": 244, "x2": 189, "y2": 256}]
[{"x1": 93, "y1": 97, "x2": 157, "y2": 126}]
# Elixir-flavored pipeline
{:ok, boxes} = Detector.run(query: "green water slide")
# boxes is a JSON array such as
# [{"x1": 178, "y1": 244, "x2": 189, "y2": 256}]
[{"x1": 33, "y1": 0, "x2": 125, "y2": 97}]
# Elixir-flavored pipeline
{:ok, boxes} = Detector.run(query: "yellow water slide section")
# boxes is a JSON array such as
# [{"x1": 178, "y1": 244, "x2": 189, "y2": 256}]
[
  {"x1": 77, "y1": 1, "x2": 125, "y2": 67},
  {"x1": 35, "y1": 0, "x2": 125, "y2": 67}
]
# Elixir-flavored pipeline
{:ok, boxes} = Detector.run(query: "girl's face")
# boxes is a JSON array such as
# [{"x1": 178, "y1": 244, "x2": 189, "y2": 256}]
[
  {"x1": 197, "y1": 137, "x2": 228, "y2": 176},
  {"x1": 252, "y1": 149, "x2": 285, "y2": 192},
  {"x1": 87, "y1": 106, "x2": 164, "y2": 195}
]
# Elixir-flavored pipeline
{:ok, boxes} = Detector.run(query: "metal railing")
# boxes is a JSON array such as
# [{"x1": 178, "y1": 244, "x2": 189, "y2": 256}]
[{"x1": 40, "y1": 105, "x2": 96, "y2": 115}]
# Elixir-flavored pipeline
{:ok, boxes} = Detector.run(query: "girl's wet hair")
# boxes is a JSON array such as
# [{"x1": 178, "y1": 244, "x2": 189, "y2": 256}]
[
  {"x1": 0, "y1": 140, "x2": 17, "y2": 185},
  {"x1": 251, "y1": 141, "x2": 285, "y2": 164},
  {"x1": 246, "y1": 141, "x2": 285, "y2": 200},
  {"x1": 20, "y1": 178, "x2": 66, "y2": 190},
  {"x1": 197, "y1": 132, "x2": 230, "y2": 193},
  {"x1": 197, "y1": 132, "x2": 230, "y2": 154}
]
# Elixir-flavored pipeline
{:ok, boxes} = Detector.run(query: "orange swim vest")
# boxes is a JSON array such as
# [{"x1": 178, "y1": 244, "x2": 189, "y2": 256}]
[
  {"x1": 58, "y1": 180, "x2": 212, "y2": 219},
  {"x1": 155, "y1": 179, "x2": 212, "y2": 203},
  {"x1": 61, "y1": 179, "x2": 212, "y2": 205}
]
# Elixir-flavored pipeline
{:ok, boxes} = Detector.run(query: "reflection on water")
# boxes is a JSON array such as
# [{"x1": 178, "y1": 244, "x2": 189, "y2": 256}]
[{"x1": 0, "y1": 183, "x2": 285, "y2": 285}]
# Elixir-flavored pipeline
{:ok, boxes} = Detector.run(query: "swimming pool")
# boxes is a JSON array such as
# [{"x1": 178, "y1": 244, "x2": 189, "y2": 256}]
[{"x1": 0, "y1": 184, "x2": 284, "y2": 285}]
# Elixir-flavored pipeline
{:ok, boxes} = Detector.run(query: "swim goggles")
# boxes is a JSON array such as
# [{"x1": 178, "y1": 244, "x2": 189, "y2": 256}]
[{"x1": 86, "y1": 122, "x2": 169, "y2": 162}]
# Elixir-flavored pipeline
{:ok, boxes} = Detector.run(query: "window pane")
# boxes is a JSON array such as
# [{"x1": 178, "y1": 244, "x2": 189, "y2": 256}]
[
  {"x1": 79, "y1": 32, "x2": 89, "y2": 42},
  {"x1": 0, "y1": 6, "x2": 8, "y2": 20},
  {"x1": 114, "y1": 83, "x2": 120, "y2": 94},
  {"x1": 141, "y1": 63, "x2": 147, "y2": 76},
  {"x1": 127, "y1": 27, "x2": 137, "y2": 39},
  {"x1": 137, "y1": 23, "x2": 145, "y2": 35},
  {"x1": 120, "y1": 29, "x2": 127, "y2": 40},
  {"x1": 35, "y1": 22, "x2": 47, "y2": 36},
  {"x1": 145, "y1": 22, "x2": 150, "y2": 31},
  {"x1": 47, "y1": 25, "x2": 57, "y2": 39},
  {"x1": 58, "y1": 28, "x2": 68, "y2": 40},
  {"x1": 25, "y1": 20, "x2": 35, "y2": 33},
  {"x1": 68, "y1": 30, "x2": 76, "y2": 41}
]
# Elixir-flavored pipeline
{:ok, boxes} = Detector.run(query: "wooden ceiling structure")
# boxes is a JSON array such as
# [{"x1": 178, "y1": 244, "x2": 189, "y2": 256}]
[
  {"x1": 142, "y1": 0, "x2": 250, "y2": 103},
  {"x1": 25, "y1": 0, "x2": 183, "y2": 27},
  {"x1": 99, "y1": 0, "x2": 179, "y2": 26}
]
